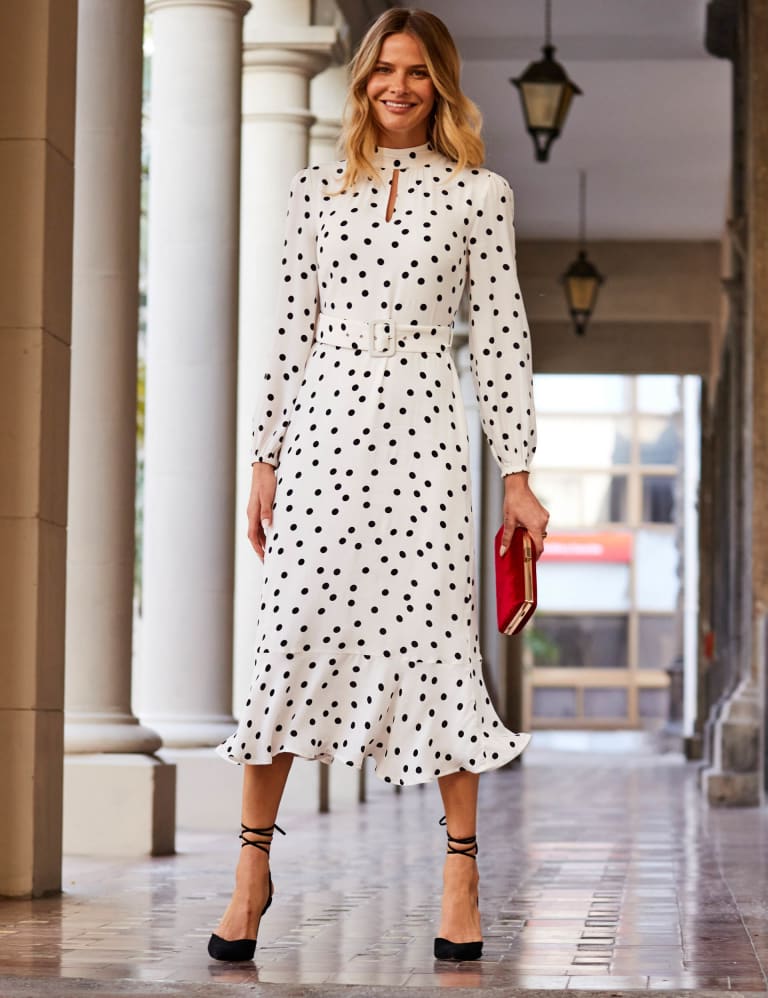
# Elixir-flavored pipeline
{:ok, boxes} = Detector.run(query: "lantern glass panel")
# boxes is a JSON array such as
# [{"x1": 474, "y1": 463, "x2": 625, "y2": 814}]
[
  {"x1": 556, "y1": 86, "x2": 576, "y2": 128},
  {"x1": 566, "y1": 275, "x2": 599, "y2": 313},
  {"x1": 520, "y1": 81, "x2": 565, "y2": 129}
]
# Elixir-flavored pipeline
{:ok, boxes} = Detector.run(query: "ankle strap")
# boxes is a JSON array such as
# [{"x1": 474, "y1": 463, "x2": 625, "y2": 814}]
[
  {"x1": 239, "y1": 822, "x2": 286, "y2": 854},
  {"x1": 439, "y1": 816, "x2": 478, "y2": 860}
]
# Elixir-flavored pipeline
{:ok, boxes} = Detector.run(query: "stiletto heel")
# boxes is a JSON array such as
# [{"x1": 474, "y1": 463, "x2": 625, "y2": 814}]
[
  {"x1": 434, "y1": 817, "x2": 483, "y2": 962},
  {"x1": 207, "y1": 822, "x2": 285, "y2": 962}
]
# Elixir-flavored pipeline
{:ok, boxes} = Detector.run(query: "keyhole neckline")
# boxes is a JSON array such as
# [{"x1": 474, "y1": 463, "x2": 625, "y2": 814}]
[{"x1": 373, "y1": 141, "x2": 436, "y2": 169}]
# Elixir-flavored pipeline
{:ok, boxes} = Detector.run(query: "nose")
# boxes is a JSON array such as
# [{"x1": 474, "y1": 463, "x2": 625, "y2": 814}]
[{"x1": 388, "y1": 72, "x2": 410, "y2": 94}]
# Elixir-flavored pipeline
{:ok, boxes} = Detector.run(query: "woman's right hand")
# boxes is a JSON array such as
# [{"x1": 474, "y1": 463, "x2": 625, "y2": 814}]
[{"x1": 246, "y1": 462, "x2": 277, "y2": 562}]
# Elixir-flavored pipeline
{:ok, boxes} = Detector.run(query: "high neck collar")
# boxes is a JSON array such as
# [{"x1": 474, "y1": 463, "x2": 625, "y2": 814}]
[{"x1": 372, "y1": 141, "x2": 437, "y2": 169}]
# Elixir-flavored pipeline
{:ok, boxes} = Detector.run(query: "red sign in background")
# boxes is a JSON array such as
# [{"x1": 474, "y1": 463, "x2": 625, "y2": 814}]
[{"x1": 541, "y1": 532, "x2": 634, "y2": 563}]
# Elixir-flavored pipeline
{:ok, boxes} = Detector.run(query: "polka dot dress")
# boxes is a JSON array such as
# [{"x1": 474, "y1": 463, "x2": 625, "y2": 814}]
[{"x1": 216, "y1": 142, "x2": 536, "y2": 786}]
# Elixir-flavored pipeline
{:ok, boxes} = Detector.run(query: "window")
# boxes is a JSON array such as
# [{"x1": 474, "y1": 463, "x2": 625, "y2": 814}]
[
  {"x1": 642, "y1": 475, "x2": 675, "y2": 523},
  {"x1": 531, "y1": 615, "x2": 629, "y2": 669},
  {"x1": 583, "y1": 688, "x2": 628, "y2": 718},
  {"x1": 535, "y1": 416, "x2": 632, "y2": 468},
  {"x1": 533, "y1": 688, "x2": 578, "y2": 718},
  {"x1": 638, "y1": 615, "x2": 678, "y2": 670},
  {"x1": 525, "y1": 374, "x2": 695, "y2": 729},
  {"x1": 532, "y1": 471, "x2": 628, "y2": 527},
  {"x1": 638, "y1": 416, "x2": 680, "y2": 465}
]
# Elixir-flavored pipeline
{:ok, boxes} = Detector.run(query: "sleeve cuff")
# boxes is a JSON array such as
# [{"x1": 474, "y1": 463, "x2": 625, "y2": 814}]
[{"x1": 501, "y1": 463, "x2": 530, "y2": 478}]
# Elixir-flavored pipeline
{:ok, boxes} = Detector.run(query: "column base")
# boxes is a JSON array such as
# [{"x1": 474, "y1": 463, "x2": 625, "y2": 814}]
[
  {"x1": 63, "y1": 755, "x2": 176, "y2": 855},
  {"x1": 700, "y1": 679, "x2": 762, "y2": 806},
  {"x1": 139, "y1": 716, "x2": 236, "y2": 749},
  {"x1": 64, "y1": 716, "x2": 162, "y2": 755},
  {"x1": 0, "y1": 708, "x2": 63, "y2": 898}
]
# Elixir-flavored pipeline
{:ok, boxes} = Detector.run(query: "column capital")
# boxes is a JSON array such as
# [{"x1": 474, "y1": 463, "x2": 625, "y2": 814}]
[
  {"x1": 147, "y1": 0, "x2": 250, "y2": 15},
  {"x1": 243, "y1": 41, "x2": 335, "y2": 80},
  {"x1": 244, "y1": 23, "x2": 338, "y2": 50},
  {"x1": 243, "y1": 108, "x2": 316, "y2": 128}
]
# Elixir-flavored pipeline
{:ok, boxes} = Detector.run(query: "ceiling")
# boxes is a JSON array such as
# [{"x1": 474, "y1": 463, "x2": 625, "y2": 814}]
[{"x1": 403, "y1": 0, "x2": 732, "y2": 239}]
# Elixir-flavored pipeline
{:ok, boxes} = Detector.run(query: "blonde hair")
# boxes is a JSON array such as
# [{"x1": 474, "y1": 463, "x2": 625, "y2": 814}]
[{"x1": 332, "y1": 8, "x2": 484, "y2": 193}]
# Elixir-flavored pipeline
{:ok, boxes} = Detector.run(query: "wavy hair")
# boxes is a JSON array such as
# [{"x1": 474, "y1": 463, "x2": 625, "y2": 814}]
[{"x1": 331, "y1": 8, "x2": 484, "y2": 193}]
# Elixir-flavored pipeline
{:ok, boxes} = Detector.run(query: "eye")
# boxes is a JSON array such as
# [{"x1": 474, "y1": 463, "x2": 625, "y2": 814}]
[
  {"x1": 374, "y1": 65, "x2": 391, "y2": 73},
  {"x1": 411, "y1": 69, "x2": 429, "y2": 78}
]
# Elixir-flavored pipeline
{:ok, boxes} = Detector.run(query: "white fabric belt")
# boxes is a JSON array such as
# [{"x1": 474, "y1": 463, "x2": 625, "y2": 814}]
[{"x1": 315, "y1": 312, "x2": 453, "y2": 356}]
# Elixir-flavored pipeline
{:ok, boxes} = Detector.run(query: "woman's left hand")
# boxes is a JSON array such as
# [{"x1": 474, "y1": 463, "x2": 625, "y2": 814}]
[{"x1": 500, "y1": 471, "x2": 550, "y2": 559}]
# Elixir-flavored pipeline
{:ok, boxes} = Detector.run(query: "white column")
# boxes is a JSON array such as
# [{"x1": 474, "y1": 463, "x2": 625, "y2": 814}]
[
  {"x1": 139, "y1": 0, "x2": 250, "y2": 748},
  {"x1": 682, "y1": 375, "x2": 700, "y2": 739},
  {"x1": 66, "y1": 0, "x2": 161, "y2": 759},
  {"x1": 63, "y1": 0, "x2": 176, "y2": 858},
  {"x1": 309, "y1": 64, "x2": 346, "y2": 166},
  {"x1": 233, "y1": 8, "x2": 336, "y2": 712}
]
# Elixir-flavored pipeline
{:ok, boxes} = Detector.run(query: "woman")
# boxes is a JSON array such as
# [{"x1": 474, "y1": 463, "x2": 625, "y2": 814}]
[{"x1": 209, "y1": 7, "x2": 549, "y2": 965}]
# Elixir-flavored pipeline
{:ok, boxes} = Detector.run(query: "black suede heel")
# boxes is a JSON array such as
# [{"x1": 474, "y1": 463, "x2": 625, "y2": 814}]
[
  {"x1": 207, "y1": 822, "x2": 285, "y2": 963},
  {"x1": 433, "y1": 817, "x2": 483, "y2": 962}
]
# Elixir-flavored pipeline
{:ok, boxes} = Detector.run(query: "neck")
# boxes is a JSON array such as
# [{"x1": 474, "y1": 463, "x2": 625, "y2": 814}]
[{"x1": 374, "y1": 127, "x2": 429, "y2": 149}]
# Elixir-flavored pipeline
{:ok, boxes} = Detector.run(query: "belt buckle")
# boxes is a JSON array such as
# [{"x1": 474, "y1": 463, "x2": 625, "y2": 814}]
[{"x1": 368, "y1": 320, "x2": 396, "y2": 357}]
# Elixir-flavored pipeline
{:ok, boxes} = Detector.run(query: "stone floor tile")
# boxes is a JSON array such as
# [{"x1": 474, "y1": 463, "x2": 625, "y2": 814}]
[
  {"x1": 1, "y1": 746, "x2": 768, "y2": 994},
  {"x1": 565, "y1": 976, "x2": 650, "y2": 989}
]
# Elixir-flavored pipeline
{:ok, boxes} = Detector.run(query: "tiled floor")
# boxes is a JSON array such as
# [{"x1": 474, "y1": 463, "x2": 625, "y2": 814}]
[{"x1": 1, "y1": 738, "x2": 768, "y2": 995}]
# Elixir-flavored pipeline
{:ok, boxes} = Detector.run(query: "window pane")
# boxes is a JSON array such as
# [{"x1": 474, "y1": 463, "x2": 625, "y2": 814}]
[
  {"x1": 638, "y1": 416, "x2": 681, "y2": 464},
  {"x1": 638, "y1": 615, "x2": 678, "y2": 670},
  {"x1": 583, "y1": 688, "x2": 628, "y2": 718},
  {"x1": 635, "y1": 531, "x2": 679, "y2": 611},
  {"x1": 642, "y1": 475, "x2": 675, "y2": 523},
  {"x1": 535, "y1": 416, "x2": 632, "y2": 468},
  {"x1": 537, "y1": 563, "x2": 631, "y2": 613},
  {"x1": 532, "y1": 687, "x2": 578, "y2": 718},
  {"x1": 637, "y1": 375, "x2": 681, "y2": 414},
  {"x1": 534, "y1": 375, "x2": 632, "y2": 414},
  {"x1": 530, "y1": 615, "x2": 629, "y2": 668},
  {"x1": 531, "y1": 471, "x2": 628, "y2": 527},
  {"x1": 639, "y1": 688, "x2": 669, "y2": 719}
]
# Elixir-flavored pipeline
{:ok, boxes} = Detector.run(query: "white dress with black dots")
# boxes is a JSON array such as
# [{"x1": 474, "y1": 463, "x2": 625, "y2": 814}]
[{"x1": 216, "y1": 141, "x2": 536, "y2": 786}]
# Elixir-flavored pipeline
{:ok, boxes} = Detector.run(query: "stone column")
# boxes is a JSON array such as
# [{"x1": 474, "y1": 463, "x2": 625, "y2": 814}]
[
  {"x1": 224, "y1": 3, "x2": 343, "y2": 826},
  {"x1": 309, "y1": 64, "x2": 346, "y2": 166},
  {"x1": 702, "y1": 0, "x2": 767, "y2": 805},
  {"x1": 62, "y1": 0, "x2": 176, "y2": 857},
  {"x1": 233, "y1": 4, "x2": 336, "y2": 712},
  {"x1": 0, "y1": 0, "x2": 77, "y2": 896},
  {"x1": 138, "y1": 0, "x2": 250, "y2": 749}
]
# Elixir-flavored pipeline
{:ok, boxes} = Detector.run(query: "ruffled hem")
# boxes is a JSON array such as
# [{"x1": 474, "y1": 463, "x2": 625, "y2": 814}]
[
  {"x1": 215, "y1": 731, "x2": 531, "y2": 787},
  {"x1": 214, "y1": 648, "x2": 530, "y2": 787}
]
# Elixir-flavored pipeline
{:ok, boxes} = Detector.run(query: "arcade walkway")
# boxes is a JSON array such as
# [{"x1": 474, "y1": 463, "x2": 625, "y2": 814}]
[{"x1": 1, "y1": 738, "x2": 767, "y2": 997}]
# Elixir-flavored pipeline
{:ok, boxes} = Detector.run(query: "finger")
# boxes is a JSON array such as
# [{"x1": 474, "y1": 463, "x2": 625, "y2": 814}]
[
  {"x1": 247, "y1": 526, "x2": 261, "y2": 555},
  {"x1": 498, "y1": 521, "x2": 517, "y2": 557},
  {"x1": 529, "y1": 527, "x2": 545, "y2": 560},
  {"x1": 260, "y1": 497, "x2": 273, "y2": 527}
]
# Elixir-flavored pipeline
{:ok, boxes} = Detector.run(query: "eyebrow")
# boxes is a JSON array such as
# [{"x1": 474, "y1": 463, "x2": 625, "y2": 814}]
[{"x1": 375, "y1": 60, "x2": 429, "y2": 69}]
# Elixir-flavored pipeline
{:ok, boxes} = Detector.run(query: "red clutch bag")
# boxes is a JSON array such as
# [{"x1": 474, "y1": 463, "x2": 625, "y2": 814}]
[{"x1": 494, "y1": 525, "x2": 537, "y2": 635}]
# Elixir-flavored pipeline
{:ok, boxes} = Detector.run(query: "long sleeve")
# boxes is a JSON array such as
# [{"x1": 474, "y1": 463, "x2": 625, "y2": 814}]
[
  {"x1": 250, "y1": 167, "x2": 319, "y2": 467},
  {"x1": 466, "y1": 171, "x2": 537, "y2": 477}
]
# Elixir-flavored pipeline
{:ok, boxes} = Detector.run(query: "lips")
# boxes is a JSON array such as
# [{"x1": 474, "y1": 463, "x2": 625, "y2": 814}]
[{"x1": 381, "y1": 100, "x2": 415, "y2": 110}]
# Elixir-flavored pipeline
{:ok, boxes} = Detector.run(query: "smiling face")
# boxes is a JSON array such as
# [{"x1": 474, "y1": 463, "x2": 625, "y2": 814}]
[{"x1": 365, "y1": 32, "x2": 437, "y2": 148}]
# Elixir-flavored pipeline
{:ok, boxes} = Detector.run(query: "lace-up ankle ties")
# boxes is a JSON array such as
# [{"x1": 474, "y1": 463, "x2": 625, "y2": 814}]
[
  {"x1": 439, "y1": 814, "x2": 478, "y2": 859},
  {"x1": 238, "y1": 822, "x2": 285, "y2": 854}
]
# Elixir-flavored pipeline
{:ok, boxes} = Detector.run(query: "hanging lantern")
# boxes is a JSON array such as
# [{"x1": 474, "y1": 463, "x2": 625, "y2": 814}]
[
  {"x1": 561, "y1": 171, "x2": 604, "y2": 336},
  {"x1": 561, "y1": 250, "x2": 604, "y2": 336},
  {"x1": 510, "y1": 0, "x2": 582, "y2": 163}
]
